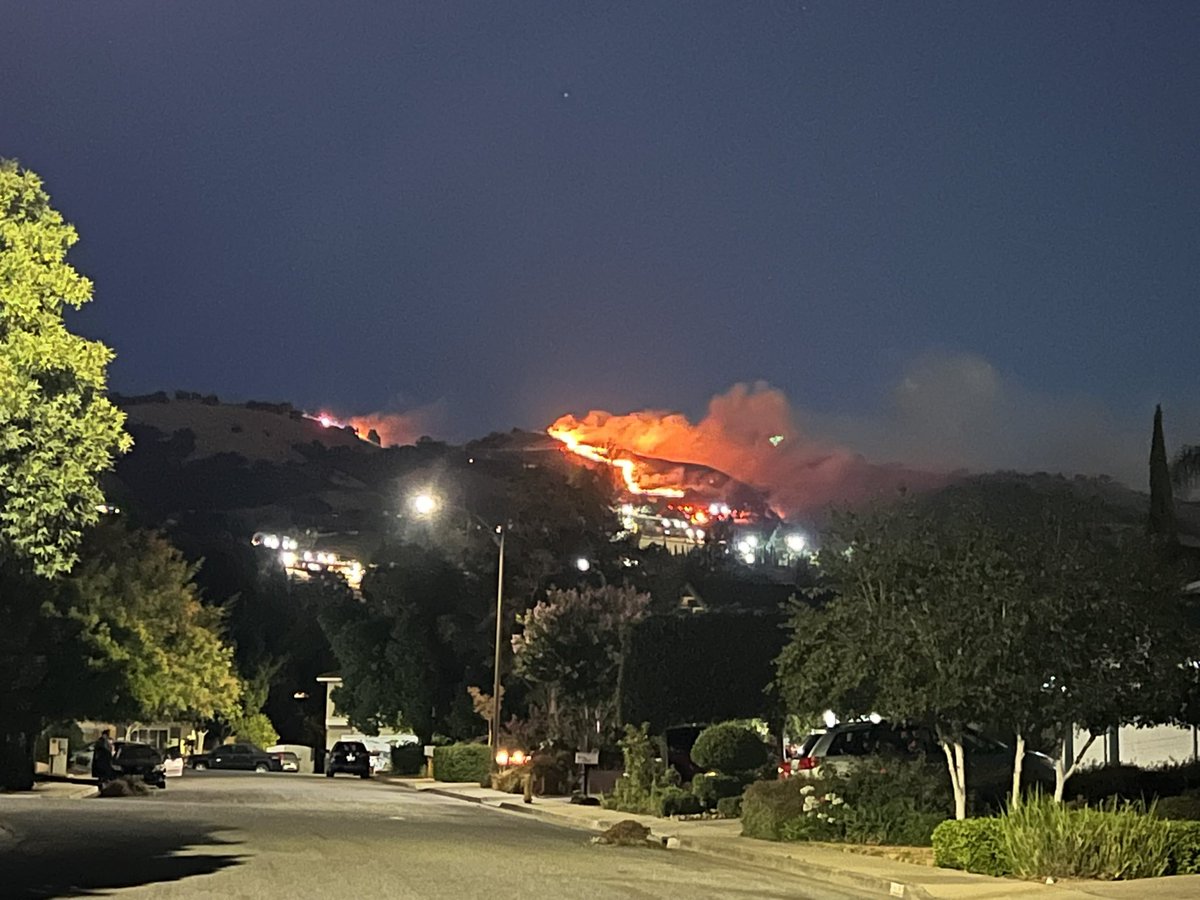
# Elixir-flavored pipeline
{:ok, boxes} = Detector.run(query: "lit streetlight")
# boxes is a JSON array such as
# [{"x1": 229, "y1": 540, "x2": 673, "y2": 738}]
[
  {"x1": 574, "y1": 557, "x2": 591, "y2": 573},
  {"x1": 410, "y1": 491, "x2": 506, "y2": 762}
]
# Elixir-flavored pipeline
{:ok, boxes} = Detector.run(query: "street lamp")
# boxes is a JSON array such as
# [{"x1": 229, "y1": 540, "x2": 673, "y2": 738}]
[
  {"x1": 574, "y1": 557, "x2": 591, "y2": 573},
  {"x1": 410, "y1": 491, "x2": 506, "y2": 761}
]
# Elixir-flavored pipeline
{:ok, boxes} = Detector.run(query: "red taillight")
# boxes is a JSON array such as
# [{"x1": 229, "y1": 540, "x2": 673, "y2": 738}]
[{"x1": 795, "y1": 756, "x2": 821, "y2": 771}]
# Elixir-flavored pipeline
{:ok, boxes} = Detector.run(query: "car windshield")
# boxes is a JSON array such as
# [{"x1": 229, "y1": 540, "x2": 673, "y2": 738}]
[{"x1": 336, "y1": 743, "x2": 366, "y2": 753}]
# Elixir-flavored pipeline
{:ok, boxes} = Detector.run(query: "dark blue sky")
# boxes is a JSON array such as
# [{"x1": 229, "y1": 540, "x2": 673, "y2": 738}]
[{"x1": 3, "y1": 2, "x2": 1198, "y2": 466}]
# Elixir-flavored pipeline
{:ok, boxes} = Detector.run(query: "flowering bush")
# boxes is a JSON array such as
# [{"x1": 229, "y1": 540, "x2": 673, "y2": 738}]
[{"x1": 744, "y1": 755, "x2": 951, "y2": 846}]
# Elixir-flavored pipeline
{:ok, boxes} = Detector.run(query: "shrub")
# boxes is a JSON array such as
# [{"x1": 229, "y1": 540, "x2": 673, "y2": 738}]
[
  {"x1": 1000, "y1": 796, "x2": 1172, "y2": 881},
  {"x1": 716, "y1": 796, "x2": 743, "y2": 819},
  {"x1": 491, "y1": 767, "x2": 527, "y2": 793},
  {"x1": 656, "y1": 785, "x2": 703, "y2": 817},
  {"x1": 528, "y1": 747, "x2": 576, "y2": 796},
  {"x1": 1065, "y1": 762, "x2": 1200, "y2": 805},
  {"x1": 692, "y1": 773, "x2": 745, "y2": 810},
  {"x1": 1168, "y1": 821, "x2": 1200, "y2": 875},
  {"x1": 691, "y1": 722, "x2": 768, "y2": 775},
  {"x1": 432, "y1": 743, "x2": 491, "y2": 783},
  {"x1": 604, "y1": 724, "x2": 681, "y2": 816},
  {"x1": 742, "y1": 756, "x2": 951, "y2": 846},
  {"x1": 932, "y1": 818, "x2": 1010, "y2": 876},
  {"x1": 390, "y1": 743, "x2": 426, "y2": 776},
  {"x1": 1155, "y1": 793, "x2": 1200, "y2": 821},
  {"x1": 741, "y1": 778, "x2": 806, "y2": 840}
]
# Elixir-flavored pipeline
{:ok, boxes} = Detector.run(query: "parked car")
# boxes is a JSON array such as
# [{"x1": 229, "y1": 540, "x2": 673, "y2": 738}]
[
  {"x1": 791, "y1": 720, "x2": 1054, "y2": 800},
  {"x1": 326, "y1": 740, "x2": 371, "y2": 778},
  {"x1": 270, "y1": 750, "x2": 300, "y2": 772},
  {"x1": 112, "y1": 741, "x2": 168, "y2": 789},
  {"x1": 191, "y1": 742, "x2": 282, "y2": 772}
]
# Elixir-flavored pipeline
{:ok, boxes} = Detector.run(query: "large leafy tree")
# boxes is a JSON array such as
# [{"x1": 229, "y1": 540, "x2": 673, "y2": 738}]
[
  {"x1": 778, "y1": 481, "x2": 1188, "y2": 818},
  {"x1": 67, "y1": 525, "x2": 243, "y2": 727},
  {"x1": 512, "y1": 585, "x2": 649, "y2": 748},
  {"x1": 319, "y1": 543, "x2": 485, "y2": 742},
  {"x1": 0, "y1": 160, "x2": 131, "y2": 788},
  {"x1": 0, "y1": 159, "x2": 130, "y2": 577},
  {"x1": 0, "y1": 523, "x2": 243, "y2": 788}
]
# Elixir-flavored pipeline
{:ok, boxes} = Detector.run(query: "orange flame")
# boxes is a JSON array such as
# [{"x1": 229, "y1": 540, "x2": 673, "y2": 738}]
[{"x1": 547, "y1": 425, "x2": 685, "y2": 498}]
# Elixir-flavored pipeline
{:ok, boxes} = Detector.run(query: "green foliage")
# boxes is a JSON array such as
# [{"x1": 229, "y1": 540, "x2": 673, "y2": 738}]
[
  {"x1": 390, "y1": 743, "x2": 426, "y2": 776},
  {"x1": 1167, "y1": 821, "x2": 1200, "y2": 874},
  {"x1": 603, "y1": 723, "x2": 681, "y2": 816},
  {"x1": 743, "y1": 756, "x2": 951, "y2": 846},
  {"x1": 67, "y1": 525, "x2": 243, "y2": 723},
  {"x1": 656, "y1": 785, "x2": 702, "y2": 817},
  {"x1": 621, "y1": 612, "x2": 786, "y2": 732},
  {"x1": 932, "y1": 818, "x2": 1010, "y2": 876},
  {"x1": 1155, "y1": 794, "x2": 1200, "y2": 821},
  {"x1": 0, "y1": 160, "x2": 131, "y2": 577},
  {"x1": 432, "y1": 743, "x2": 490, "y2": 783},
  {"x1": 999, "y1": 795, "x2": 1172, "y2": 881},
  {"x1": 320, "y1": 546, "x2": 474, "y2": 741},
  {"x1": 692, "y1": 773, "x2": 746, "y2": 810},
  {"x1": 1149, "y1": 405, "x2": 1176, "y2": 539},
  {"x1": 716, "y1": 795, "x2": 743, "y2": 819},
  {"x1": 778, "y1": 481, "x2": 1191, "y2": 815},
  {"x1": 512, "y1": 585, "x2": 648, "y2": 746},
  {"x1": 233, "y1": 713, "x2": 278, "y2": 750},
  {"x1": 741, "y1": 778, "x2": 808, "y2": 840},
  {"x1": 690, "y1": 722, "x2": 768, "y2": 775}
]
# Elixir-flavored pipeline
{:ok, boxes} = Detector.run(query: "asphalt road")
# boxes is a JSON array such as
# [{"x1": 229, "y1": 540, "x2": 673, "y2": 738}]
[{"x1": 0, "y1": 771, "x2": 875, "y2": 899}]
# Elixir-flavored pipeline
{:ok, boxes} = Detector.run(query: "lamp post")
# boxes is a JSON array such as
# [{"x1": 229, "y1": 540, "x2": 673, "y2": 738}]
[{"x1": 411, "y1": 492, "x2": 506, "y2": 759}]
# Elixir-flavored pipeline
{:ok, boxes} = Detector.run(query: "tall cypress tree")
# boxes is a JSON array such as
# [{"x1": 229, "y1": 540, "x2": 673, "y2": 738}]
[{"x1": 1148, "y1": 405, "x2": 1177, "y2": 540}]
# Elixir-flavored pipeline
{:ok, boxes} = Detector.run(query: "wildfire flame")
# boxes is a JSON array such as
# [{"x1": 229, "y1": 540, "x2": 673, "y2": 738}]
[{"x1": 547, "y1": 425, "x2": 685, "y2": 498}]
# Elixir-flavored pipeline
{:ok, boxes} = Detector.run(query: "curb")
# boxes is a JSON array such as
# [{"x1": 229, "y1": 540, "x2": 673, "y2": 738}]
[{"x1": 400, "y1": 781, "x2": 932, "y2": 898}]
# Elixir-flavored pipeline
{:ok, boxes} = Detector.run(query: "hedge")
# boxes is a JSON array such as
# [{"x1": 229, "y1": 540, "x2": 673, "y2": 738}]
[
  {"x1": 390, "y1": 743, "x2": 426, "y2": 776},
  {"x1": 692, "y1": 773, "x2": 746, "y2": 810},
  {"x1": 620, "y1": 612, "x2": 786, "y2": 731},
  {"x1": 932, "y1": 814, "x2": 1200, "y2": 879},
  {"x1": 741, "y1": 778, "x2": 806, "y2": 841},
  {"x1": 432, "y1": 743, "x2": 491, "y2": 783},
  {"x1": 932, "y1": 818, "x2": 1009, "y2": 876}
]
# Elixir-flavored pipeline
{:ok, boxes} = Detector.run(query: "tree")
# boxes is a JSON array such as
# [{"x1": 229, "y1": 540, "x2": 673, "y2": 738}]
[
  {"x1": 1149, "y1": 405, "x2": 1177, "y2": 539},
  {"x1": 778, "y1": 481, "x2": 1190, "y2": 817},
  {"x1": 1172, "y1": 444, "x2": 1200, "y2": 495},
  {"x1": 0, "y1": 523, "x2": 242, "y2": 788},
  {"x1": 67, "y1": 525, "x2": 243, "y2": 726},
  {"x1": 0, "y1": 159, "x2": 131, "y2": 577},
  {"x1": 511, "y1": 585, "x2": 649, "y2": 748},
  {"x1": 319, "y1": 544, "x2": 483, "y2": 742}
]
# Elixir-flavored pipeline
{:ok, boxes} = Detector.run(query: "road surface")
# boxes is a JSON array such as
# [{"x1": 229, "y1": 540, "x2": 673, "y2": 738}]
[{"x1": 0, "y1": 771, "x2": 874, "y2": 898}]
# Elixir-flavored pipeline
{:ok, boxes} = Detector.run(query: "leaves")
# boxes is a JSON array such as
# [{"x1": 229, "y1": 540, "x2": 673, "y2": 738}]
[{"x1": 0, "y1": 159, "x2": 130, "y2": 577}]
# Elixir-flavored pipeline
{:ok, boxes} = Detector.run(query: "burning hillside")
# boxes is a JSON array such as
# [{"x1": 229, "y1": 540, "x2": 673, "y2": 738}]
[{"x1": 548, "y1": 383, "x2": 946, "y2": 519}]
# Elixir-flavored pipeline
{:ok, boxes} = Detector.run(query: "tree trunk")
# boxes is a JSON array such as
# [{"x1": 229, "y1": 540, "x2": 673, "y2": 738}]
[
  {"x1": 0, "y1": 719, "x2": 39, "y2": 791},
  {"x1": 940, "y1": 739, "x2": 968, "y2": 820},
  {"x1": 1010, "y1": 732, "x2": 1026, "y2": 809},
  {"x1": 1054, "y1": 731, "x2": 1098, "y2": 803}
]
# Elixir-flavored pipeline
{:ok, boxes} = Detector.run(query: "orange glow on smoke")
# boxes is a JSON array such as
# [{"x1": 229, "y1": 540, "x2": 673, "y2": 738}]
[{"x1": 547, "y1": 425, "x2": 685, "y2": 498}]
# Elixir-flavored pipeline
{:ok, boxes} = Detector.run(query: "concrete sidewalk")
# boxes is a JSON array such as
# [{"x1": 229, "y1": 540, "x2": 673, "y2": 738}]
[
  {"x1": 383, "y1": 777, "x2": 1200, "y2": 900},
  {"x1": 4, "y1": 779, "x2": 98, "y2": 801}
]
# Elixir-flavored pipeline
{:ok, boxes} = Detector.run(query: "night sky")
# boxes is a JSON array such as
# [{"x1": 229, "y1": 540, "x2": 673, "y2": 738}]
[{"x1": 3, "y1": 3, "x2": 1198, "y2": 481}]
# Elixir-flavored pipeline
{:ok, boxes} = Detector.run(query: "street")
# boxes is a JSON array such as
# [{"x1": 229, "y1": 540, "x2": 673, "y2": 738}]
[{"x1": 0, "y1": 772, "x2": 873, "y2": 899}]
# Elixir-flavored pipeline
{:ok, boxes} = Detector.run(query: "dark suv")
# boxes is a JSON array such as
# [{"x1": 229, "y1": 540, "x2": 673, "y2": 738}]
[
  {"x1": 326, "y1": 741, "x2": 371, "y2": 778},
  {"x1": 192, "y1": 742, "x2": 282, "y2": 772},
  {"x1": 112, "y1": 741, "x2": 168, "y2": 789}
]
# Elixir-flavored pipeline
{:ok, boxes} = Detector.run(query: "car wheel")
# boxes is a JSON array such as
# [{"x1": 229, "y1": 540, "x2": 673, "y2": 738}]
[
  {"x1": 326, "y1": 769, "x2": 335, "y2": 777},
  {"x1": 194, "y1": 761, "x2": 208, "y2": 771},
  {"x1": 254, "y1": 762, "x2": 270, "y2": 773},
  {"x1": 360, "y1": 771, "x2": 371, "y2": 779}
]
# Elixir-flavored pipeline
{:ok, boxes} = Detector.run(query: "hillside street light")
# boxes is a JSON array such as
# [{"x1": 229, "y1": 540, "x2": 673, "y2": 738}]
[{"x1": 410, "y1": 491, "x2": 506, "y2": 760}]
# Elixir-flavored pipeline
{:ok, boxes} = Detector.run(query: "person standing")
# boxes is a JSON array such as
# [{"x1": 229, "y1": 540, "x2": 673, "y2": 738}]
[{"x1": 91, "y1": 729, "x2": 115, "y2": 784}]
